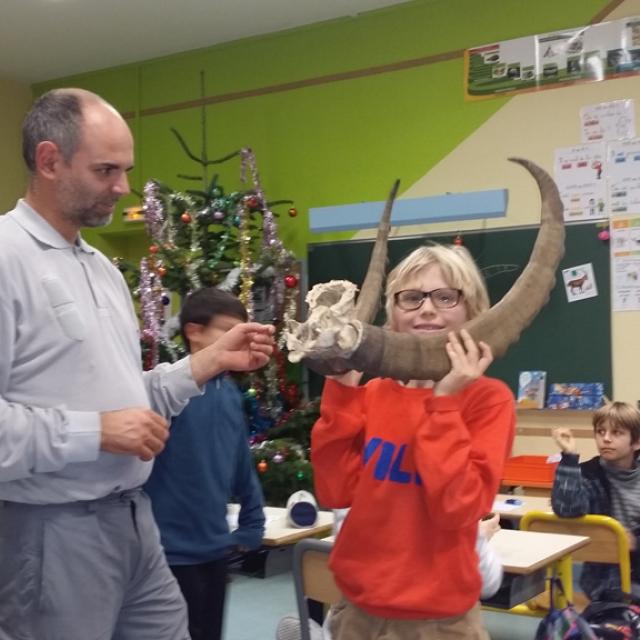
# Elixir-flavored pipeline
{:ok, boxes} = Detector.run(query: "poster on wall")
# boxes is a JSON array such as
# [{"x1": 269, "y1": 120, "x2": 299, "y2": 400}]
[
  {"x1": 580, "y1": 100, "x2": 636, "y2": 142},
  {"x1": 465, "y1": 16, "x2": 640, "y2": 100},
  {"x1": 607, "y1": 138, "x2": 640, "y2": 217},
  {"x1": 554, "y1": 143, "x2": 607, "y2": 221},
  {"x1": 611, "y1": 217, "x2": 640, "y2": 311}
]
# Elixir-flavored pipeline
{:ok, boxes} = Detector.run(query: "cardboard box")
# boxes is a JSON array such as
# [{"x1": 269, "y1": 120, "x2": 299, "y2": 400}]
[
  {"x1": 548, "y1": 383, "x2": 604, "y2": 397},
  {"x1": 545, "y1": 382, "x2": 605, "y2": 410}
]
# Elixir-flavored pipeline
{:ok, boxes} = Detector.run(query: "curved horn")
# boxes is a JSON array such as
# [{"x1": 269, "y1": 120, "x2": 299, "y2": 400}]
[
  {"x1": 354, "y1": 179, "x2": 400, "y2": 322},
  {"x1": 306, "y1": 158, "x2": 564, "y2": 381}
]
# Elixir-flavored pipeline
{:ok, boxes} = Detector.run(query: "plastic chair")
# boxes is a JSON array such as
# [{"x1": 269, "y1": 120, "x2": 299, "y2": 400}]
[
  {"x1": 292, "y1": 538, "x2": 341, "y2": 640},
  {"x1": 520, "y1": 510, "x2": 632, "y2": 608}
]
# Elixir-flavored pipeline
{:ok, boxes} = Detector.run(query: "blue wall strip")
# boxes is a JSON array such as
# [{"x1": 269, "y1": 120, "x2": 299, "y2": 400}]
[{"x1": 309, "y1": 189, "x2": 508, "y2": 232}]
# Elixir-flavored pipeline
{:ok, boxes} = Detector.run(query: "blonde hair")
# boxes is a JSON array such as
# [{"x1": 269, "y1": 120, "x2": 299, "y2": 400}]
[
  {"x1": 384, "y1": 244, "x2": 490, "y2": 322},
  {"x1": 593, "y1": 401, "x2": 640, "y2": 444}
]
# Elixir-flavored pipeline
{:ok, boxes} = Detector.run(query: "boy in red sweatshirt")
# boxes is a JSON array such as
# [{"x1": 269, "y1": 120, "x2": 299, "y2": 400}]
[{"x1": 311, "y1": 244, "x2": 516, "y2": 639}]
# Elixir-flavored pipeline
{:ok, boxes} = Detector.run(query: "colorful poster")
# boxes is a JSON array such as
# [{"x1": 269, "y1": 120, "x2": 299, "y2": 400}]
[
  {"x1": 554, "y1": 143, "x2": 607, "y2": 221},
  {"x1": 611, "y1": 217, "x2": 640, "y2": 311},
  {"x1": 465, "y1": 16, "x2": 640, "y2": 99},
  {"x1": 580, "y1": 100, "x2": 636, "y2": 142},
  {"x1": 607, "y1": 138, "x2": 640, "y2": 217},
  {"x1": 466, "y1": 36, "x2": 536, "y2": 95},
  {"x1": 536, "y1": 27, "x2": 588, "y2": 83}
]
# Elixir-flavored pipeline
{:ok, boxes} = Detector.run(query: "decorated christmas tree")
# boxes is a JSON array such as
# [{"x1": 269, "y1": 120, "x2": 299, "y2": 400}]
[{"x1": 120, "y1": 116, "x2": 317, "y2": 505}]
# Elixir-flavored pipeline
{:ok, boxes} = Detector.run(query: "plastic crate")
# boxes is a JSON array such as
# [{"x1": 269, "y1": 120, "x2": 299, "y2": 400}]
[{"x1": 501, "y1": 455, "x2": 558, "y2": 489}]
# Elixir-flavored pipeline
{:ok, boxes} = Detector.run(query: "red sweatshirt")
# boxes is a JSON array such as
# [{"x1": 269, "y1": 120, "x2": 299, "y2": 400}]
[{"x1": 312, "y1": 376, "x2": 515, "y2": 619}]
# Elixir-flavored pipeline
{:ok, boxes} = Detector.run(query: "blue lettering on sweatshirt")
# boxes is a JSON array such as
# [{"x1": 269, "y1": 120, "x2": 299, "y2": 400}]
[
  {"x1": 362, "y1": 437, "x2": 422, "y2": 486},
  {"x1": 363, "y1": 437, "x2": 382, "y2": 464},
  {"x1": 389, "y1": 444, "x2": 412, "y2": 484}
]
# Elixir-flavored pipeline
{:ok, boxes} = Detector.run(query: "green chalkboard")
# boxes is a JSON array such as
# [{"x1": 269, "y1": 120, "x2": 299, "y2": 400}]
[{"x1": 306, "y1": 223, "x2": 611, "y2": 400}]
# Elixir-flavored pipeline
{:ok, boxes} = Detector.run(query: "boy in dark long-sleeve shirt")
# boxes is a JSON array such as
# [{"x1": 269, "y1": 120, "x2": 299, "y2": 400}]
[
  {"x1": 551, "y1": 401, "x2": 640, "y2": 601},
  {"x1": 146, "y1": 288, "x2": 265, "y2": 640}
]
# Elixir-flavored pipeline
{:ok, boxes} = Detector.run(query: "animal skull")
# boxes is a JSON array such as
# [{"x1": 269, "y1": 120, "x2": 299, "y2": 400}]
[{"x1": 286, "y1": 280, "x2": 363, "y2": 363}]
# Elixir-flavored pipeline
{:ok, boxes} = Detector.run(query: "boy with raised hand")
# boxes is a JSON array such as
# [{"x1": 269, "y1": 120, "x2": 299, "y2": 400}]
[{"x1": 552, "y1": 401, "x2": 640, "y2": 601}]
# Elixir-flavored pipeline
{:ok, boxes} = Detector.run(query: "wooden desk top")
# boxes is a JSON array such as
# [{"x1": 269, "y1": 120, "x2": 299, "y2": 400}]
[
  {"x1": 325, "y1": 528, "x2": 587, "y2": 576},
  {"x1": 263, "y1": 506, "x2": 334, "y2": 546},
  {"x1": 489, "y1": 529, "x2": 589, "y2": 574},
  {"x1": 228, "y1": 505, "x2": 334, "y2": 547},
  {"x1": 492, "y1": 493, "x2": 553, "y2": 521}
]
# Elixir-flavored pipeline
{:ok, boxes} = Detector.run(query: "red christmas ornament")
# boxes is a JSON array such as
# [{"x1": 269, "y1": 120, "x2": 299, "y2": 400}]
[
  {"x1": 180, "y1": 212, "x2": 192, "y2": 223},
  {"x1": 157, "y1": 266, "x2": 167, "y2": 277},
  {"x1": 257, "y1": 459, "x2": 268, "y2": 473},
  {"x1": 149, "y1": 244, "x2": 159, "y2": 254},
  {"x1": 284, "y1": 274, "x2": 298, "y2": 289},
  {"x1": 288, "y1": 207, "x2": 298, "y2": 218},
  {"x1": 244, "y1": 195, "x2": 261, "y2": 210},
  {"x1": 454, "y1": 234, "x2": 463, "y2": 246}
]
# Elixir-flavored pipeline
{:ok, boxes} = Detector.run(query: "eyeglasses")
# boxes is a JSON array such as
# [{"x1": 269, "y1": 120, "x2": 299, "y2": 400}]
[{"x1": 394, "y1": 288, "x2": 463, "y2": 311}]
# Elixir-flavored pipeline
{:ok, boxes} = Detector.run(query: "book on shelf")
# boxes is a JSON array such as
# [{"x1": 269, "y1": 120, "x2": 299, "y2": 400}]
[{"x1": 516, "y1": 371, "x2": 547, "y2": 409}]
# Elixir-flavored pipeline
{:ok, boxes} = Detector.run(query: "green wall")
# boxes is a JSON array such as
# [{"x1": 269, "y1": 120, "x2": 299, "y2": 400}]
[
  {"x1": 34, "y1": 0, "x2": 610, "y2": 258},
  {"x1": 0, "y1": 76, "x2": 32, "y2": 213}
]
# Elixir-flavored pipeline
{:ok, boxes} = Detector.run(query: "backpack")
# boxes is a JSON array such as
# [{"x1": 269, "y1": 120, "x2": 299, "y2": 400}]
[
  {"x1": 581, "y1": 600, "x2": 640, "y2": 640},
  {"x1": 535, "y1": 579, "x2": 598, "y2": 640}
]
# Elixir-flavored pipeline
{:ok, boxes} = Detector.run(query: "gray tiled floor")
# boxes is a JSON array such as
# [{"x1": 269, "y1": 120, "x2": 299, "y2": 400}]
[
  {"x1": 224, "y1": 571, "x2": 298, "y2": 640},
  {"x1": 224, "y1": 570, "x2": 542, "y2": 640}
]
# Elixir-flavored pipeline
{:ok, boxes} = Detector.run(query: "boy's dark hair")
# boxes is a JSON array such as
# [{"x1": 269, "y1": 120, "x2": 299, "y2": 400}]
[
  {"x1": 593, "y1": 401, "x2": 640, "y2": 444},
  {"x1": 179, "y1": 288, "x2": 247, "y2": 352}
]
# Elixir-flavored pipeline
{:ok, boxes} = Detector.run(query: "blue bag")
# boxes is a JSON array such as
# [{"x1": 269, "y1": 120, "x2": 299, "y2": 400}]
[{"x1": 535, "y1": 579, "x2": 598, "y2": 640}]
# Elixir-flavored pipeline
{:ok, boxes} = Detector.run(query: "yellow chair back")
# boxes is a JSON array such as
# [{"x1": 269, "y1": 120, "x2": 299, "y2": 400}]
[{"x1": 520, "y1": 510, "x2": 631, "y2": 594}]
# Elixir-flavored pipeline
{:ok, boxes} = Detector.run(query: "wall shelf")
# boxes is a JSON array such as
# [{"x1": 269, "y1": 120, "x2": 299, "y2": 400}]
[
  {"x1": 516, "y1": 409, "x2": 595, "y2": 440},
  {"x1": 517, "y1": 409, "x2": 595, "y2": 418}
]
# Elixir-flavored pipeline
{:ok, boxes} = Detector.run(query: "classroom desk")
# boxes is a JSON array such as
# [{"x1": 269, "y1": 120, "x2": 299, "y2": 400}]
[
  {"x1": 262, "y1": 506, "x2": 334, "y2": 546},
  {"x1": 227, "y1": 505, "x2": 334, "y2": 579},
  {"x1": 488, "y1": 529, "x2": 588, "y2": 575},
  {"x1": 484, "y1": 528, "x2": 589, "y2": 612},
  {"x1": 492, "y1": 493, "x2": 553, "y2": 523},
  {"x1": 227, "y1": 504, "x2": 334, "y2": 546}
]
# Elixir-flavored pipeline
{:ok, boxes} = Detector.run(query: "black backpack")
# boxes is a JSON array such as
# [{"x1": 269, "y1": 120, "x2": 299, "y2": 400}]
[{"x1": 582, "y1": 600, "x2": 640, "y2": 639}]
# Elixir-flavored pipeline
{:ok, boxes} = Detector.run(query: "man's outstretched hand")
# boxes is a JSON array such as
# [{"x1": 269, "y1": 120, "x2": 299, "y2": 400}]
[{"x1": 190, "y1": 322, "x2": 275, "y2": 386}]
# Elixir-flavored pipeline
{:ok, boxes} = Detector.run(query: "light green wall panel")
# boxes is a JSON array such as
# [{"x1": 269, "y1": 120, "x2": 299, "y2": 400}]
[
  {"x1": 33, "y1": 0, "x2": 612, "y2": 257},
  {"x1": 0, "y1": 76, "x2": 32, "y2": 213},
  {"x1": 38, "y1": 66, "x2": 140, "y2": 114}
]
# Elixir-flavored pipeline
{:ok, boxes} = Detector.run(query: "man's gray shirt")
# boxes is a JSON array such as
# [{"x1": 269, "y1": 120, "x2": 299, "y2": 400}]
[{"x1": 0, "y1": 200, "x2": 201, "y2": 503}]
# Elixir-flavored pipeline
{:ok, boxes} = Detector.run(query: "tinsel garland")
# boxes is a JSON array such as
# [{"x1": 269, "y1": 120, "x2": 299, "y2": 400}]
[
  {"x1": 142, "y1": 181, "x2": 164, "y2": 242},
  {"x1": 239, "y1": 147, "x2": 297, "y2": 330},
  {"x1": 238, "y1": 147, "x2": 300, "y2": 416},
  {"x1": 138, "y1": 258, "x2": 164, "y2": 369},
  {"x1": 237, "y1": 199, "x2": 254, "y2": 318}
]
